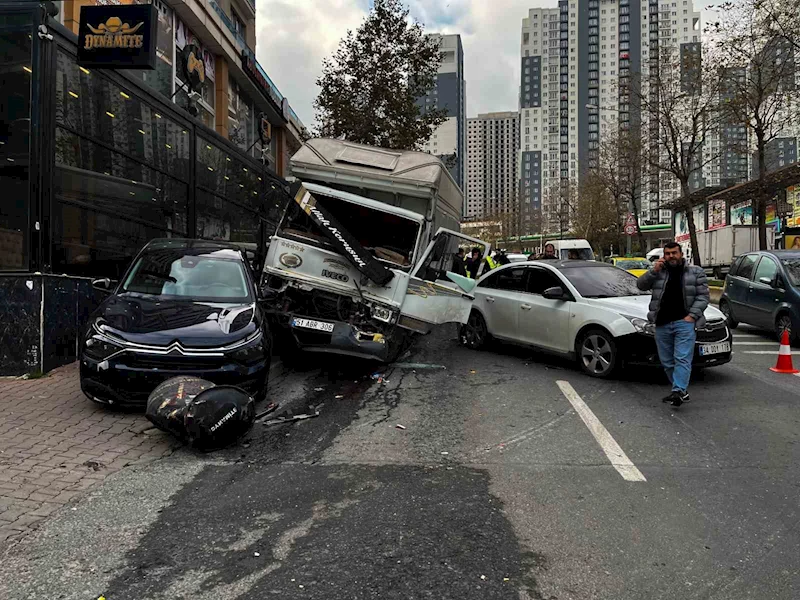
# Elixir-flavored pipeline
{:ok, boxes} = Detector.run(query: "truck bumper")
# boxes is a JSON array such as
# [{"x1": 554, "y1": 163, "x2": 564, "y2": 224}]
[{"x1": 284, "y1": 315, "x2": 390, "y2": 361}]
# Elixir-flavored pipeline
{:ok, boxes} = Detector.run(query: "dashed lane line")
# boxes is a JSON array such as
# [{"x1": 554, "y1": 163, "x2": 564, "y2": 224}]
[{"x1": 556, "y1": 380, "x2": 646, "y2": 483}]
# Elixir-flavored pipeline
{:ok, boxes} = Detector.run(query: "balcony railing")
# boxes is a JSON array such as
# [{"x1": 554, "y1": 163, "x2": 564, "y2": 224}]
[{"x1": 208, "y1": 0, "x2": 306, "y2": 133}]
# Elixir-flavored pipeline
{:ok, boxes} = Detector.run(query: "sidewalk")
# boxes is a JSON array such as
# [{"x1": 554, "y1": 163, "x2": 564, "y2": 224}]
[{"x1": 0, "y1": 363, "x2": 178, "y2": 549}]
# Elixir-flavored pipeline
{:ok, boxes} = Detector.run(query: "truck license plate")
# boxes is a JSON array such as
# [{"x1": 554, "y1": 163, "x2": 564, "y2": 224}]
[
  {"x1": 699, "y1": 341, "x2": 731, "y2": 356},
  {"x1": 292, "y1": 318, "x2": 335, "y2": 333}
]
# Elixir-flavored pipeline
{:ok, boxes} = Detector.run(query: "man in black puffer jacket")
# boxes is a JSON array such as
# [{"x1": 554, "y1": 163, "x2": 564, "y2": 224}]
[{"x1": 637, "y1": 241, "x2": 709, "y2": 406}]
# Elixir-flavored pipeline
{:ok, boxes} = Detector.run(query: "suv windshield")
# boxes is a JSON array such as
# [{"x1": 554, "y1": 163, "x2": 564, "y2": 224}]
[
  {"x1": 561, "y1": 266, "x2": 649, "y2": 298},
  {"x1": 781, "y1": 258, "x2": 800, "y2": 287},
  {"x1": 122, "y1": 249, "x2": 252, "y2": 302}
]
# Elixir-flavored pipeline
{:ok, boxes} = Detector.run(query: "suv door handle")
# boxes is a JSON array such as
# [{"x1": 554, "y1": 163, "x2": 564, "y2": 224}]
[
  {"x1": 486, "y1": 296, "x2": 495, "y2": 303},
  {"x1": 520, "y1": 303, "x2": 532, "y2": 310}
]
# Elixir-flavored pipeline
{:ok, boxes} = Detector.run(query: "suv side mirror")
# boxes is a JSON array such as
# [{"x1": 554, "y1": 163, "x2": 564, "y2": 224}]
[
  {"x1": 543, "y1": 286, "x2": 566, "y2": 300},
  {"x1": 92, "y1": 278, "x2": 114, "y2": 293}
]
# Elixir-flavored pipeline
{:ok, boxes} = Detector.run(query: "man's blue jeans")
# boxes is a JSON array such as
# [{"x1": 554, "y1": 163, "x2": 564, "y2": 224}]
[{"x1": 655, "y1": 319, "x2": 696, "y2": 393}]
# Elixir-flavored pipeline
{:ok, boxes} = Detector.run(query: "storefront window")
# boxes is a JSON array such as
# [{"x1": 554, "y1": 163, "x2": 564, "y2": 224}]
[
  {"x1": 52, "y1": 50, "x2": 190, "y2": 279},
  {"x1": 123, "y1": 0, "x2": 174, "y2": 100},
  {"x1": 0, "y1": 12, "x2": 33, "y2": 270},
  {"x1": 175, "y1": 18, "x2": 215, "y2": 131}
]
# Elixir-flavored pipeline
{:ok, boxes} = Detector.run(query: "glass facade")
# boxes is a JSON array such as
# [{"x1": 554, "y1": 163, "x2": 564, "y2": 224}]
[{"x1": 0, "y1": 10, "x2": 34, "y2": 270}]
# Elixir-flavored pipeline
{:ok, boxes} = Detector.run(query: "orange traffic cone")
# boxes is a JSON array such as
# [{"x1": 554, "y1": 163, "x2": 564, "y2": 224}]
[{"x1": 770, "y1": 330, "x2": 799, "y2": 374}]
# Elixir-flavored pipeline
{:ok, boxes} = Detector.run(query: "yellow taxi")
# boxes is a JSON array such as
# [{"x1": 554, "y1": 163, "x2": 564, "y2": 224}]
[{"x1": 606, "y1": 256, "x2": 650, "y2": 277}]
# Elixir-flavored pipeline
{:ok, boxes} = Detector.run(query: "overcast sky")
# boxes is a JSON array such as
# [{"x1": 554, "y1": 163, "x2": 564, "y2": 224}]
[{"x1": 255, "y1": 0, "x2": 718, "y2": 131}]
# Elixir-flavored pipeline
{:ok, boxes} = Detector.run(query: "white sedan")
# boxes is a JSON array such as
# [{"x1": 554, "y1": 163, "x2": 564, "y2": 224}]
[{"x1": 459, "y1": 260, "x2": 732, "y2": 378}]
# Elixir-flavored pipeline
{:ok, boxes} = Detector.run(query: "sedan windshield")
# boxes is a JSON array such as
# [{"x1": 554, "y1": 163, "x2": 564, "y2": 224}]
[
  {"x1": 122, "y1": 249, "x2": 252, "y2": 302},
  {"x1": 781, "y1": 259, "x2": 800, "y2": 287},
  {"x1": 561, "y1": 266, "x2": 649, "y2": 298}
]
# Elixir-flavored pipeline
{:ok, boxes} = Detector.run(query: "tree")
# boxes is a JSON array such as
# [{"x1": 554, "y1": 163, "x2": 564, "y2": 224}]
[
  {"x1": 592, "y1": 126, "x2": 647, "y2": 253},
  {"x1": 573, "y1": 173, "x2": 622, "y2": 256},
  {"x1": 708, "y1": 0, "x2": 799, "y2": 250},
  {"x1": 313, "y1": 0, "x2": 447, "y2": 150},
  {"x1": 751, "y1": 0, "x2": 800, "y2": 54},
  {"x1": 633, "y1": 42, "x2": 723, "y2": 265}
]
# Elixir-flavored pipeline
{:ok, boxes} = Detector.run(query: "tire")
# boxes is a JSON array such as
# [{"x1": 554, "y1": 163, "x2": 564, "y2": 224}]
[
  {"x1": 577, "y1": 329, "x2": 619, "y2": 378},
  {"x1": 776, "y1": 313, "x2": 795, "y2": 344},
  {"x1": 460, "y1": 310, "x2": 488, "y2": 350},
  {"x1": 719, "y1": 300, "x2": 738, "y2": 329}
]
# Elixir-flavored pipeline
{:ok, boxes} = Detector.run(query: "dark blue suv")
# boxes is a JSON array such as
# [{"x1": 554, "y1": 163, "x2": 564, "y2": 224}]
[{"x1": 720, "y1": 250, "x2": 800, "y2": 342}]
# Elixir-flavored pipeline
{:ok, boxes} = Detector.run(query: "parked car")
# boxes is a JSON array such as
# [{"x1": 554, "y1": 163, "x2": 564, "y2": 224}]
[
  {"x1": 506, "y1": 253, "x2": 529, "y2": 263},
  {"x1": 646, "y1": 248, "x2": 663, "y2": 262},
  {"x1": 459, "y1": 260, "x2": 731, "y2": 378},
  {"x1": 606, "y1": 256, "x2": 650, "y2": 277},
  {"x1": 80, "y1": 239, "x2": 272, "y2": 407},
  {"x1": 719, "y1": 250, "x2": 800, "y2": 342}
]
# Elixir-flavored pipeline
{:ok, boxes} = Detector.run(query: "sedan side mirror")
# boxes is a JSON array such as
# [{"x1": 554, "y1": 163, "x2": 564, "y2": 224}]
[
  {"x1": 543, "y1": 286, "x2": 567, "y2": 301},
  {"x1": 92, "y1": 278, "x2": 113, "y2": 293},
  {"x1": 758, "y1": 277, "x2": 773, "y2": 286}
]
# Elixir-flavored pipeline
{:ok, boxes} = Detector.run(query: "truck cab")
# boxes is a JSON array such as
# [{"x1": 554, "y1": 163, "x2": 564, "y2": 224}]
[{"x1": 262, "y1": 139, "x2": 488, "y2": 362}]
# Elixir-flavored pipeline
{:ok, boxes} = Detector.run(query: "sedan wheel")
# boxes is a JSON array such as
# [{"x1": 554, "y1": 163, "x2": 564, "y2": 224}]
[
  {"x1": 578, "y1": 330, "x2": 618, "y2": 378},
  {"x1": 776, "y1": 313, "x2": 794, "y2": 343},
  {"x1": 460, "y1": 311, "x2": 488, "y2": 350}
]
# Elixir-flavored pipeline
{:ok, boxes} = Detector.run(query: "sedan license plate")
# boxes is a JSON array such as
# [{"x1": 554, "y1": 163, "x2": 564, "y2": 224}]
[
  {"x1": 292, "y1": 318, "x2": 334, "y2": 333},
  {"x1": 699, "y1": 341, "x2": 731, "y2": 356}
]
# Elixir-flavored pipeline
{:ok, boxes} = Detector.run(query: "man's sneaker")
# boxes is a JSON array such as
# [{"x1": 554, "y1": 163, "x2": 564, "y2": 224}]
[
  {"x1": 677, "y1": 391, "x2": 690, "y2": 404},
  {"x1": 662, "y1": 392, "x2": 678, "y2": 404}
]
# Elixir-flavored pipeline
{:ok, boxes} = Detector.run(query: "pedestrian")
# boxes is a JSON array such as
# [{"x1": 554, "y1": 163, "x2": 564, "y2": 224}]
[
  {"x1": 451, "y1": 247, "x2": 467, "y2": 276},
  {"x1": 466, "y1": 247, "x2": 482, "y2": 278},
  {"x1": 495, "y1": 250, "x2": 511, "y2": 266},
  {"x1": 530, "y1": 243, "x2": 557, "y2": 261},
  {"x1": 636, "y1": 241, "x2": 709, "y2": 406}
]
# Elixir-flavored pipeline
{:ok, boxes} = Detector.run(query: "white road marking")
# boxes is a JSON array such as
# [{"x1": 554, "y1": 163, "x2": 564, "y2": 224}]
[
  {"x1": 733, "y1": 341, "x2": 778, "y2": 346},
  {"x1": 741, "y1": 350, "x2": 800, "y2": 355},
  {"x1": 556, "y1": 381, "x2": 646, "y2": 483}
]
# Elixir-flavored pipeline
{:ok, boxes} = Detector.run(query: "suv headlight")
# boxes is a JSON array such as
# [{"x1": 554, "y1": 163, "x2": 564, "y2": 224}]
[
  {"x1": 623, "y1": 315, "x2": 655, "y2": 335},
  {"x1": 229, "y1": 330, "x2": 266, "y2": 365},
  {"x1": 83, "y1": 331, "x2": 124, "y2": 361}
]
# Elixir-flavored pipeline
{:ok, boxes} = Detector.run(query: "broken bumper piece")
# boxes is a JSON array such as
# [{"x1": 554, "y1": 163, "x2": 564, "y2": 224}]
[{"x1": 289, "y1": 318, "x2": 389, "y2": 361}]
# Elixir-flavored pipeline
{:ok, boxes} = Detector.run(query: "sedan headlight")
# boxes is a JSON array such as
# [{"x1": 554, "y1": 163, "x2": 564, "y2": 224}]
[{"x1": 623, "y1": 315, "x2": 655, "y2": 336}]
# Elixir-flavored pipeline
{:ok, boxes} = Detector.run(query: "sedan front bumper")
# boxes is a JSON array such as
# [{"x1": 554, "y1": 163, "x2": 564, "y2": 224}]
[{"x1": 621, "y1": 332, "x2": 733, "y2": 369}]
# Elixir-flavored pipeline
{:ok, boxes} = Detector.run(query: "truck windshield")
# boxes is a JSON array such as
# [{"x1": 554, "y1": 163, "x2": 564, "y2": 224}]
[
  {"x1": 279, "y1": 194, "x2": 420, "y2": 268},
  {"x1": 560, "y1": 248, "x2": 594, "y2": 260}
]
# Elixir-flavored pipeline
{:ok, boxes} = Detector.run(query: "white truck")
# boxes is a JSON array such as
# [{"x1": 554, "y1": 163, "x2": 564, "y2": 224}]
[
  {"x1": 679, "y1": 225, "x2": 776, "y2": 277},
  {"x1": 261, "y1": 138, "x2": 488, "y2": 362}
]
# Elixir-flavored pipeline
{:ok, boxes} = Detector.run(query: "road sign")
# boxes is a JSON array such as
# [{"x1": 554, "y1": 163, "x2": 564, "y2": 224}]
[
  {"x1": 625, "y1": 213, "x2": 637, "y2": 227},
  {"x1": 624, "y1": 224, "x2": 637, "y2": 236}
]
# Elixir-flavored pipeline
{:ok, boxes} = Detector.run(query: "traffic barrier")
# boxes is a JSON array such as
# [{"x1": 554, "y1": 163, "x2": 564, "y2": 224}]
[{"x1": 770, "y1": 330, "x2": 799, "y2": 374}]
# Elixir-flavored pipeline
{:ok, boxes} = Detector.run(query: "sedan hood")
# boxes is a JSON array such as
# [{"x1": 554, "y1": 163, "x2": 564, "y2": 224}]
[
  {"x1": 588, "y1": 295, "x2": 726, "y2": 321},
  {"x1": 94, "y1": 293, "x2": 258, "y2": 348}
]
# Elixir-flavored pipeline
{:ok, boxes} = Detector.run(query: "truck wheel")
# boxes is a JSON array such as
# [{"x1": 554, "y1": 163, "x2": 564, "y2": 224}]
[{"x1": 719, "y1": 300, "x2": 738, "y2": 328}]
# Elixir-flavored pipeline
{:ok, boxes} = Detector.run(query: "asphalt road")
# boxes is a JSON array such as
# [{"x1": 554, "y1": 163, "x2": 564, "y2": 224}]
[{"x1": 1, "y1": 324, "x2": 799, "y2": 600}]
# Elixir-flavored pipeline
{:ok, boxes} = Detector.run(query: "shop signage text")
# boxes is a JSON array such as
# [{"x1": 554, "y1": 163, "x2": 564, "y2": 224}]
[{"x1": 78, "y1": 4, "x2": 157, "y2": 69}]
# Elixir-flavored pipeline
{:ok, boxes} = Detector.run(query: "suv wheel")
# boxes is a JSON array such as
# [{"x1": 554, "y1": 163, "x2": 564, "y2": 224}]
[
  {"x1": 776, "y1": 313, "x2": 794, "y2": 344},
  {"x1": 719, "y1": 299, "x2": 738, "y2": 328}
]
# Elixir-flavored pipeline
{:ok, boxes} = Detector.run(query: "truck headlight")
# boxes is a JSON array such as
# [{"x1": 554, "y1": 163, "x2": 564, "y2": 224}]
[
  {"x1": 623, "y1": 315, "x2": 655, "y2": 336},
  {"x1": 370, "y1": 304, "x2": 394, "y2": 323}
]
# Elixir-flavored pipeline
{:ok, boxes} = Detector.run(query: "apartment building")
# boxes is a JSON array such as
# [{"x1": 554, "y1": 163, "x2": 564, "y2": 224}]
[
  {"x1": 465, "y1": 112, "x2": 520, "y2": 220},
  {"x1": 419, "y1": 33, "x2": 466, "y2": 195},
  {"x1": 519, "y1": 0, "x2": 703, "y2": 232}
]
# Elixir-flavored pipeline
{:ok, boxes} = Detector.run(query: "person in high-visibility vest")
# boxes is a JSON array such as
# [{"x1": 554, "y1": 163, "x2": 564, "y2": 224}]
[{"x1": 484, "y1": 254, "x2": 499, "y2": 271}]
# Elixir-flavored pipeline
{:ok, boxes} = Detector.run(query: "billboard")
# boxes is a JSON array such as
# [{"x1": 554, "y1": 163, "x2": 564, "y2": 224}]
[{"x1": 731, "y1": 201, "x2": 753, "y2": 226}]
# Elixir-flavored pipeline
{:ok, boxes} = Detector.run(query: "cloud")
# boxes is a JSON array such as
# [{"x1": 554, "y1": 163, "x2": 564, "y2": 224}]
[
  {"x1": 254, "y1": 0, "x2": 368, "y2": 128},
  {"x1": 256, "y1": 0, "x2": 716, "y2": 128}
]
